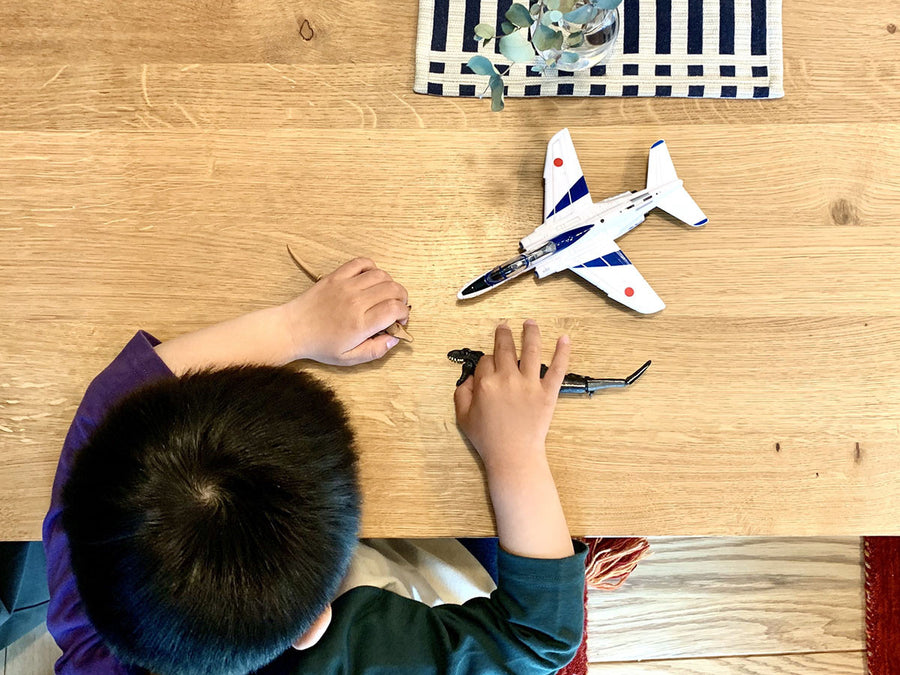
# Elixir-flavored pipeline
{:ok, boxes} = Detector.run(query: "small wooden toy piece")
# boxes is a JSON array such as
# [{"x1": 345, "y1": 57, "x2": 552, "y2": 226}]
[{"x1": 286, "y1": 244, "x2": 413, "y2": 343}]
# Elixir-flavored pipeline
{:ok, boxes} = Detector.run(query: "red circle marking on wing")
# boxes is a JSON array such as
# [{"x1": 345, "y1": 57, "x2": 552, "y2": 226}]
[{"x1": 624, "y1": 287, "x2": 635, "y2": 297}]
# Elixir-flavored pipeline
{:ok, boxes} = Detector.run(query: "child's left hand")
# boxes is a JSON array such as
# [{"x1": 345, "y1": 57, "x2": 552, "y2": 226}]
[{"x1": 282, "y1": 257, "x2": 410, "y2": 366}]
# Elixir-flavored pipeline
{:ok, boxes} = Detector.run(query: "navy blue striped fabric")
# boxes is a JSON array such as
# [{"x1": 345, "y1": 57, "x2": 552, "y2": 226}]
[
  {"x1": 687, "y1": 0, "x2": 703, "y2": 54},
  {"x1": 462, "y1": 0, "x2": 481, "y2": 52},
  {"x1": 623, "y1": 0, "x2": 640, "y2": 53},
  {"x1": 430, "y1": 0, "x2": 450, "y2": 51},
  {"x1": 751, "y1": 0, "x2": 767, "y2": 54},
  {"x1": 415, "y1": 0, "x2": 781, "y2": 99},
  {"x1": 719, "y1": 0, "x2": 735, "y2": 54},
  {"x1": 655, "y1": 0, "x2": 671, "y2": 53},
  {"x1": 493, "y1": 0, "x2": 513, "y2": 54}
]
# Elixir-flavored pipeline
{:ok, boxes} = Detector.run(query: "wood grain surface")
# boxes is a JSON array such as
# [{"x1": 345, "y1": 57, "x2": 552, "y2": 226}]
[
  {"x1": 1, "y1": 0, "x2": 898, "y2": 539},
  {"x1": 587, "y1": 537, "x2": 864, "y2": 662},
  {"x1": 588, "y1": 652, "x2": 866, "y2": 674}
]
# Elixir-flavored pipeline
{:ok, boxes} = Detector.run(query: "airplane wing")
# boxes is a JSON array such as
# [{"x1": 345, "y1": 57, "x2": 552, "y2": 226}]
[
  {"x1": 570, "y1": 246, "x2": 666, "y2": 314},
  {"x1": 543, "y1": 128, "x2": 593, "y2": 222}
]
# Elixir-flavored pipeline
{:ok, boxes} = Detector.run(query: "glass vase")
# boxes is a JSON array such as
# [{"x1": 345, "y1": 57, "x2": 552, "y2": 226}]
[{"x1": 533, "y1": 3, "x2": 619, "y2": 72}]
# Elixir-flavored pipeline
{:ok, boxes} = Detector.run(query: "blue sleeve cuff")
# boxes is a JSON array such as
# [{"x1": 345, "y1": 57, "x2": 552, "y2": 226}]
[{"x1": 497, "y1": 540, "x2": 588, "y2": 588}]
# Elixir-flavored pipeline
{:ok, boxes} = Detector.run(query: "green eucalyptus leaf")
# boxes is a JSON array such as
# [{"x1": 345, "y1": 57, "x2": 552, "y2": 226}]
[
  {"x1": 558, "y1": 0, "x2": 576, "y2": 12},
  {"x1": 505, "y1": 3, "x2": 534, "y2": 27},
  {"x1": 590, "y1": 0, "x2": 623, "y2": 8},
  {"x1": 540, "y1": 11, "x2": 554, "y2": 26},
  {"x1": 533, "y1": 21, "x2": 563, "y2": 51},
  {"x1": 530, "y1": 3, "x2": 542, "y2": 17},
  {"x1": 499, "y1": 31, "x2": 536, "y2": 63},
  {"x1": 466, "y1": 55, "x2": 498, "y2": 76},
  {"x1": 566, "y1": 30, "x2": 584, "y2": 47},
  {"x1": 562, "y1": 3, "x2": 598, "y2": 24},
  {"x1": 548, "y1": 9, "x2": 563, "y2": 22},
  {"x1": 474, "y1": 23, "x2": 495, "y2": 40},
  {"x1": 501, "y1": 20, "x2": 516, "y2": 34},
  {"x1": 559, "y1": 51, "x2": 580, "y2": 65},
  {"x1": 489, "y1": 74, "x2": 505, "y2": 112},
  {"x1": 545, "y1": 0, "x2": 561, "y2": 8}
]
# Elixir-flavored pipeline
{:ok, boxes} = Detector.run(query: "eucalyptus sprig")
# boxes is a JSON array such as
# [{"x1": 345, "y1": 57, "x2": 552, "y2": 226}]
[{"x1": 468, "y1": 0, "x2": 623, "y2": 110}]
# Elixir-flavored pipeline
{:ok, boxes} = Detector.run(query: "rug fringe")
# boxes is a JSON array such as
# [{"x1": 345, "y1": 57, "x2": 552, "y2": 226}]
[
  {"x1": 583, "y1": 537, "x2": 652, "y2": 591},
  {"x1": 555, "y1": 537, "x2": 652, "y2": 675}
]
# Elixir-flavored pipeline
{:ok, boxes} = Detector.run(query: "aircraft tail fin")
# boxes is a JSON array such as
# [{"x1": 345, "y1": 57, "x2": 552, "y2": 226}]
[
  {"x1": 647, "y1": 140, "x2": 708, "y2": 227},
  {"x1": 647, "y1": 139, "x2": 679, "y2": 188}
]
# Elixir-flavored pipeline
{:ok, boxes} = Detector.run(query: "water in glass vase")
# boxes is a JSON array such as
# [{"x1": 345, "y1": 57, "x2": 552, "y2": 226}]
[{"x1": 532, "y1": 2, "x2": 619, "y2": 72}]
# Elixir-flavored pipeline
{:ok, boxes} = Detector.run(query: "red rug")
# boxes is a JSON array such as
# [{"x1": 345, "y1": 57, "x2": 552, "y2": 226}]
[
  {"x1": 556, "y1": 538, "x2": 651, "y2": 675},
  {"x1": 865, "y1": 536, "x2": 900, "y2": 674}
]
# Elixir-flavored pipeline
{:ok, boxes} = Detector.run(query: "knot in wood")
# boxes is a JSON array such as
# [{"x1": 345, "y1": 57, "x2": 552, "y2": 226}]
[
  {"x1": 299, "y1": 19, "x2": 315, "y2": 41},
  {"x1": 830, "y1": 198, "x2": 860, "y2": 226}
]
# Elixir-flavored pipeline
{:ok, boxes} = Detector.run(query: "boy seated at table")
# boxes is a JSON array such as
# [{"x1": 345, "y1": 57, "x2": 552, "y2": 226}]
[{"x1": 43, "y1": 257, "x2": 587, "y2": 675}]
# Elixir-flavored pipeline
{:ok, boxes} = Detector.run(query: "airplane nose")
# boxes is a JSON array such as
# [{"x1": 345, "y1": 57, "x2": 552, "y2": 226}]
[{"x1": 458, "y1": 275, "x2": 490, "y2": 298}]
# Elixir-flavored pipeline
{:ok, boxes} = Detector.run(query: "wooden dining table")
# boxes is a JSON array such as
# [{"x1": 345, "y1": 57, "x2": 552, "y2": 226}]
[{"x1": 1, "y1": 0, "x2": 898, "y2": 540}]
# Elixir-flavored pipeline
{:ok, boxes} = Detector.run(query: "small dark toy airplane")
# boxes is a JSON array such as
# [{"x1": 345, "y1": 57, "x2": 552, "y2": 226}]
[{"x1": 447, "y1": 348, "x2": 651, "y2": 396}]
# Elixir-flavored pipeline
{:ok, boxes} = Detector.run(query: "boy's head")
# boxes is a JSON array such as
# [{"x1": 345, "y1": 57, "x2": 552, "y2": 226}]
[{"x1": 62, "y1": 365, "x2": 361, "y2": 675}]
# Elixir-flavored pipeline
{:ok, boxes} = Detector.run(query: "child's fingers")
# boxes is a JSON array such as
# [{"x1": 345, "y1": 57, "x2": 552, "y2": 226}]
[
  {"x1": 493, "y1": 323, "x2": 518, "y2": 373},
  {"x1": 361, "y1": 279, "x2": 409, "y2": 307},
  {"x1": 352, "y1": 268, "x2": 394, "y2": 291},
  {"x1": 519, "y1": 319, "x2": 542, "y2": 379},
  {"x1": 474, "y1": 352, "x2": 495, "y2": 378},
  {"x1": 331, "y1": 257, "x2": 376, "y2": 280},
  {"x1": 453, "y1": 376, "x2": 474, "y2": 416},
  {"x1": 340, "y1": 333, "x2": 400, "y2": 365},
  {"x1": 542, "y1": 335, "x2": 572, "y2": 394},
  {"x1": 364, "y1": 299, "x2": 411, "y2": 335}
]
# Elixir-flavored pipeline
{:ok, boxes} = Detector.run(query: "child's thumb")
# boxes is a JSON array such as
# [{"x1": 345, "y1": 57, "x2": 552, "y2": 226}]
[
  {"x1": 341, "y1": 334, "x2": 400, "y2": 365},
  {"x1": 453, "y1": 377, "x2": 474, "y2": 416}
]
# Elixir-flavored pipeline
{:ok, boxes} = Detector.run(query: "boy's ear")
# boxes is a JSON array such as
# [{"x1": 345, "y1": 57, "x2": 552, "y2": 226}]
[{"x1": 291, "y1": 604, "x2": 333, "y2": 650}]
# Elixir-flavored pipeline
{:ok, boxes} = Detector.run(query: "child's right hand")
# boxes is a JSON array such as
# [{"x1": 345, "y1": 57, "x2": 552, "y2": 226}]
[
  {"x1": 454, "y1": 321, "x2": 570, "y2": 475},
  {"x1": 283, "y1": 258, "x2": 410, "y2": 366}
]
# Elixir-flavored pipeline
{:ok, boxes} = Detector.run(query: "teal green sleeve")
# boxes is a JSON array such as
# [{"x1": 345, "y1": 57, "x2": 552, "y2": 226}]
[{"x1": 274, "y1": 541, "x2": 586, "y2": 675}]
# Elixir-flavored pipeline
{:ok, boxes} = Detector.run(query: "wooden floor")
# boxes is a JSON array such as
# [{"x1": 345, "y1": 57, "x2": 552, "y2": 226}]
[
  {"x1": 586, "y1": 537, "x2": 865, "y2": 673},
  {"x1": 1, "y1": 537, "x2": 865, "y2": 674}
]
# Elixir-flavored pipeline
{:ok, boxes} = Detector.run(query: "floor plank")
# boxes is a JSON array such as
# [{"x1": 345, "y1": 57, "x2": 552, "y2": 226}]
[
  {"x1": 4, "y1": 624, "x2": 60, "y2": 675},
  {"x1": 588, "y1": 651, "x2": 866, "y2": 674},
  {"x1": 588, "y1": 538, "x2": 864, "y2": 662}
]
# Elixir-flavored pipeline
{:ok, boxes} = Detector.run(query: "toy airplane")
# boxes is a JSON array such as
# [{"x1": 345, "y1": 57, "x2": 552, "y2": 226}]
[{"x1": 457, "y1": 129, "x2": 707, "y2": 313}]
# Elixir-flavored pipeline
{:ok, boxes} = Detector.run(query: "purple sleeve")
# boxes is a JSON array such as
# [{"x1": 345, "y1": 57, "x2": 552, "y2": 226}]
[{"x1": 42, "y1": 332, "x2": 175, "y2": 675}]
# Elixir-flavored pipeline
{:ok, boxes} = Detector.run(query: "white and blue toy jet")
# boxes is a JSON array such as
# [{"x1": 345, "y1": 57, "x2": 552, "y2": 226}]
[{"x1": 457, "y1": 129, "x2": 707, "y2": 314}]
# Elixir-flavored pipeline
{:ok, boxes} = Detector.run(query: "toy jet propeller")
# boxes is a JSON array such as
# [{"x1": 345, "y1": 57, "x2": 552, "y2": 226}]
[{"x1": 458, "y1": 129, "x2": 707, "y2": 313}]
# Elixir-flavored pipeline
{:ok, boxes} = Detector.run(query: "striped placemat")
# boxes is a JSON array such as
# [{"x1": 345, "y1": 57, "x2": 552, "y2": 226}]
[{"x1": 414, "y1": 0, "x2": 783, "y2": 99}]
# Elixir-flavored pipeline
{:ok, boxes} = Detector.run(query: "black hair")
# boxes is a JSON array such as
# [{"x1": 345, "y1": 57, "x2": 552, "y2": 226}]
[{"x1": 62, "y1": 366, "x2": 360, "y2": 675}]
